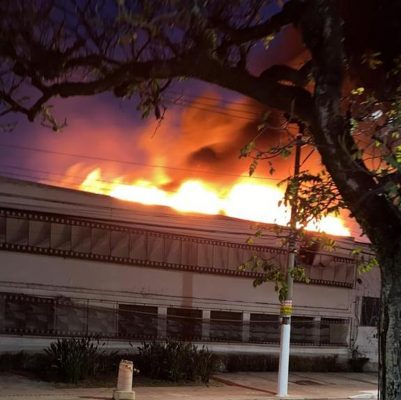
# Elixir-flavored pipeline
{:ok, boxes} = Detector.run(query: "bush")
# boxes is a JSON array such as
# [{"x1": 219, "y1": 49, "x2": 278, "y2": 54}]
[
  {"x1": 194, "y1": 347, "x2": 220, "y2": 383},
  {"x1": 135, "y1": 340, "x2": 218, "y2": 383},
  {"x1": 0, "y1": 351, "x2": 49, "y2": 375},
  {"x1": 0, "y1": 351, "x2": 29, "y2": 372},
  {"x1": 44, "y1": 336, "x2": 105, "y2": 383}
]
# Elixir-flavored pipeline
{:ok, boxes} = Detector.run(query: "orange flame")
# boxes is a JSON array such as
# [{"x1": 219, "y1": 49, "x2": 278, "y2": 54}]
[{"x1": 78, "y1": 167, "x2": 350, "y2": 237}]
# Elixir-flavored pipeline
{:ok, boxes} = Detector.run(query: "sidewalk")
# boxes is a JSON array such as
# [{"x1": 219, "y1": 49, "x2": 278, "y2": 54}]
[{"x1": 0, "y1": 372, "x2": 378, "y2": 400}]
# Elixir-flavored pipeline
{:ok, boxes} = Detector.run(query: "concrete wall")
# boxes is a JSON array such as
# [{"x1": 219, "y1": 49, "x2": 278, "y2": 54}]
[
  {"x1": 0, "y1": 251, "x2": 352, "y2": 318},
  {"x1": 0, "y1": 177, "x2": 360, "y2": 359},
  {"x1": 353, "y1": 265, "x2": 381, "y2": 369}
]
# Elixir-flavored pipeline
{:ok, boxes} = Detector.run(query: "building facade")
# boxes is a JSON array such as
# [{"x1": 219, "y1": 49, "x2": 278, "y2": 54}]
[{"x1": 0, "y1": 177, "x2": 379, "y2": 367}]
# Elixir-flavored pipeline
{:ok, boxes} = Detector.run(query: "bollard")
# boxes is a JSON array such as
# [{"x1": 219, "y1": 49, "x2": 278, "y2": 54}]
[{"x1": 113, "y1": 360, "x2": 135, "y2": 400}]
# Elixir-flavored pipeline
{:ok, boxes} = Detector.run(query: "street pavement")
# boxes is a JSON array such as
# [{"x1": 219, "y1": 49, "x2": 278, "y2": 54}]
[{"x1": 0, "y1": 371, "x2": 378, "y2": 400}]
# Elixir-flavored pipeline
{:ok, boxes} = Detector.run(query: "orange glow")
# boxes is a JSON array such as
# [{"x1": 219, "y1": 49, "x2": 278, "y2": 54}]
[
  {"x1": 224, "y1": 181, "x2": 289, "y2": 226},
  {"x1": 77, "y1": 167, "x2": 350, "y2": 237},
  {"x1": 305, "y1": 216, "x2": 350, "y2": 237},
  {"x1": 111, "y1": 181, "x2": 169, "y2": 206}
]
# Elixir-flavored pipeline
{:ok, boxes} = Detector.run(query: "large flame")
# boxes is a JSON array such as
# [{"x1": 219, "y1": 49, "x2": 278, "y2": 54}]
[{"x1": 78, "y1": 168, "x2": 350, "y2": 237}]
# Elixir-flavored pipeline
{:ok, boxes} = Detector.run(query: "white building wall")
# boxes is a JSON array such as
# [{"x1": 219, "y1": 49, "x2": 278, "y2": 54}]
[
  {"x1": 0, "y1": 176, "x2": 359, "y2": 362},
  {"x1": 353, "y1": 266, "x2": 380, "y2": 369},
  {"x1": 0, "y1": 251, "x2": 352, "y2": 317}
]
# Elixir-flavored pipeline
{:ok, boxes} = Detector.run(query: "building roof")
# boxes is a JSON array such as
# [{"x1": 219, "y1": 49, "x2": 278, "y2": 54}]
[{"x1": 0, "y1": 175, "x2": 358, "y2": 252}]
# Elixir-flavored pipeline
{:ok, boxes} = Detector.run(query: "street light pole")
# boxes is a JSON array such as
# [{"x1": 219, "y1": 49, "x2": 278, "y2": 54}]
[{"x1": 277, "y1": 132, "x2": 303, "y2": 397}]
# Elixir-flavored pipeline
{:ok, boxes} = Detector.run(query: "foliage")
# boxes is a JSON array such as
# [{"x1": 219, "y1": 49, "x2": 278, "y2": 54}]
[
  {"x1": 239, "y1": 251, "x2": 309, "y2": 302},
  {"x1": 0, "y1": 351, "x2": 48, "y2": 374},
  {"x1": 348, "y1": 344, "x2": 370, "y2": 373},
  {"x1": 135, "y1": 340, "x2": 218, "y2": 383},
  {"x1": 352, "y1": 247, "x2": 379, "y2": 273},
  {"x1": 44, "y1": 336, "x2": 105, "y2": 383}
]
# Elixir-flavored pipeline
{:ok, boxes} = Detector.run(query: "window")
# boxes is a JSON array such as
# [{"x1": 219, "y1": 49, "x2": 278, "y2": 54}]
[
  {"x1": 55, "y1": 298, "x2": 87, "y2": 335},
  {"x1": 2, "y1": 293, "x2": 54, "y2": 334},
  {"x1": 210, "y1": 310, "x2": 242, "y2": 341},
  {"x1": 167, "y1": 308, "x2": 202, "y2": 339},
  {"x1": 291, "y1": 316, "x2": 315, "y2": 344},
  {"x1": 118, "y1": 304, "x2": 157, "y2": 338},
  {"x1": 249, "y1": 313, "x2": 280, "y2": 343},
  {"x1": 320, "y1": 318, "x2": 348, "y2": 345},
  {"x1": 361, "y1": 297, "x2": 380, "y2": 327},
  {"x1": 88, "y1": 302, "x2": 115, "y2": 336},
  {"x1": 6, "y1": 218, "x2": 28, "y2": 245}
]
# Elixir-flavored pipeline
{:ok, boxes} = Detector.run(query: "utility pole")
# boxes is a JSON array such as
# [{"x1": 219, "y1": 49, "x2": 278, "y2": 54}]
[{"x1": 277, "y1": 132, "x2": 303, "y2": 397}]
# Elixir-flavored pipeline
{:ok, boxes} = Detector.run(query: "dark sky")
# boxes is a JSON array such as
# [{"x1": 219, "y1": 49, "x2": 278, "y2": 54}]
[
  {"x1": 0, "y1": 22, "x2": 363, "y2": 239},
  {"x1": 0, "y1": 23, "x2": 306, "y2": 187}
]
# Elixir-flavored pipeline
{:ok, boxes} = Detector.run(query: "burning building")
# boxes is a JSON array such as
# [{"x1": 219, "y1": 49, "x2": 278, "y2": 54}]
[{"x1": 0, "y1": 175, "x2": 379, "y2": 369}]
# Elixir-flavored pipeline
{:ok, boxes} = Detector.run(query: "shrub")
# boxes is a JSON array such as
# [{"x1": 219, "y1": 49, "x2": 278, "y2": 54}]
[
  {"x1": 0, "y1": 351, "x2": 29, "y2": 372},
  {"x1": 135, "y1": 340, "x2": 218, "y2": 383},
  {"x1": 193, "y1": 347, "x2": 219, "y2": 383},
  {"x1": 44, "y1": 336, "x2": 105, "y2": 383},
  {"x1": 0, "y1": 351, "x2": 49, "y2": 375}
]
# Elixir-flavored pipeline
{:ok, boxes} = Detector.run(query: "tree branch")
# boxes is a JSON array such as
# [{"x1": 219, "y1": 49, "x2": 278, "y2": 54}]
[
  {"x1": 299, "y1": 0, "x2": 401, "y2": 252},
  {"x1": 216, "y1": 0, "x2": 303, "y2": 45},
  {"x1": 259, "y1": 62, "x2": 312, "y2": 87}
]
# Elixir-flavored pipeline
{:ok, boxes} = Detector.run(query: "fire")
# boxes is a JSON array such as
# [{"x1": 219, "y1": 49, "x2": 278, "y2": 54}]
[{"x1": 78, "y1": 168, "x2": 350, "y2": 237}]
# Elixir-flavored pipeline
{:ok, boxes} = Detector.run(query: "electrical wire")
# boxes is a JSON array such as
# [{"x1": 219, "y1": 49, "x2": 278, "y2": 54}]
[
  {"x1": 165, "y1": 99, "x2": 258, "y2": 121},
  {"x1": 0, "y1": 143, "x2": 286, "y2": 181},
  {"x1": 164, "y1": 94, "x2": 262, "y2": 116}
]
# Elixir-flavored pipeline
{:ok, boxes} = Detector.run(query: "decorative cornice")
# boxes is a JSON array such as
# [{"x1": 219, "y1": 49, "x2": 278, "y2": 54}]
[
  {"x1": 0, "y1": 206, "x2": 355, "y2": 288},
  {"x1": 0, "y1": 207, "x2": 285, "y2": 253},
  {"x1": 0, "y1": 241, "x2": 353, "y2": 288}
]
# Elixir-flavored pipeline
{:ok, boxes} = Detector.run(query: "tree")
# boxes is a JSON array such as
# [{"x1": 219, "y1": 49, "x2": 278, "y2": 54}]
[{"x1": 1, "y1": 0, "x2": 401, "y2": 397}]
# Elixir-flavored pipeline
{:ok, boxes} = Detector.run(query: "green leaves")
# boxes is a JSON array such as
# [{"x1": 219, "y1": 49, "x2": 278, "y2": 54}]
[
  {"x1": 262, "y1": 34, "x2": 275, "y2": 50},
  {"x1": 239, "y1": 252, "x2": 309, "y2": 303},
  {"x1": 351, "y1": 87, "x2": 365, "y2": 96},
  {"x1": 362, "y1": 52, "x2": 383, "y2": 70},
  {"x1": 239, "y1": 140, "x2": 256, "y2": 158},
  {"x1": 249, "y1": 159, "x2": 258, "y2": 177},
  {"x1": 280, "y1": 170, "x2": 342, "y2": 228},
  {"x1": 352, "y1": 246, "x2": 379, "y2": 273}
]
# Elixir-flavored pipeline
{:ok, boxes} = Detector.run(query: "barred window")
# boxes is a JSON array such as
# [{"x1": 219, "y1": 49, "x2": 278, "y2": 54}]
[
  {"x1": 361, "y1": 297, "x2": 380, "y2": 327},
  {"x1": 210, "y1": 310, "x2": 242, "y2": 342},
  {"x1": 320, "y1": 318, "x2": 348, "y2": 345},
  {"x1": 167, "y1": 308, "x2": 202, "y2": 340},
  {"x1": 118, "y1": 304, "x2": 158, "y2": 339},
  {"x1": 249, "y1": 313, "x2": 279, "y2": 343},
  {"x1": 291, "y1": 316, "x2": 315, "y2": 344},
  {"x1": 1, "y1": 293, "x2": 54, "y2": 334}
]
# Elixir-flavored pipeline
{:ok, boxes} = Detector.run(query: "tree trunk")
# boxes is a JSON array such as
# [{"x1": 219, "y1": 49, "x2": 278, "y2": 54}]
[
  {"x1": 298, "y1": 3, "x2": 401, "y2": 398},
  {"x1": 379, "y1": 249, "x2": 401, "y2": 400}
]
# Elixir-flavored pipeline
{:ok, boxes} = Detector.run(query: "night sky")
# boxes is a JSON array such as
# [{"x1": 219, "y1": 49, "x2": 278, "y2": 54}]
[
  {"x1": 0, "y1": 23, "x2": 364, "y2": 240},
  {"x1": 0, "y1": 24, "x2": 304, "y2": 186}
]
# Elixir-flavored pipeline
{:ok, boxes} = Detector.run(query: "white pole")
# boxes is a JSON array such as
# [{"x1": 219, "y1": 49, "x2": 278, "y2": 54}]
[
  {"x1": 277, "y1": 323, "x2": 291, "y2": 396},
  {"x1": 276, "y1": 132, "x2": 303, "y2": 397}
]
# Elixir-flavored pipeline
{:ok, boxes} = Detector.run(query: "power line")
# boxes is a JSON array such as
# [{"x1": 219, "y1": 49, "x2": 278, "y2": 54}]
[
  {"x1": 165, "y1": 93, "x2": 261, "y2": 116},
  {"x1": 165, "y1": 99, "x2": 257, "y2": 121},
  {"x1": 0, "y1": 165, "x2": 283, "y2": 203},
  {"x1": 166, "y1": 90, "x2": 258, "y2": 109},
  {"x1": 0, "y1": 143, "x2": 285, "y2": 181},
  {"x1": 0, "y1": 163, "x2": 244, "y2": 199}
]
